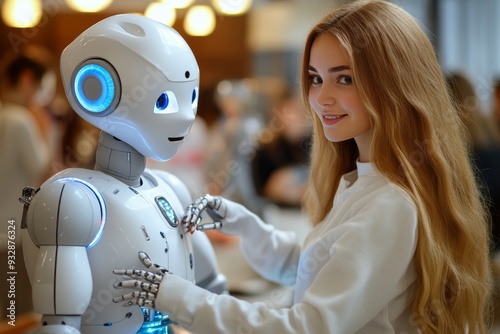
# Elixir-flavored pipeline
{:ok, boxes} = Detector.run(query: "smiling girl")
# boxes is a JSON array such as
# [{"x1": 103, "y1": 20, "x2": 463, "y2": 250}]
[{"x1": 114, "y1": 1, "x2": 492, "y2": 333}]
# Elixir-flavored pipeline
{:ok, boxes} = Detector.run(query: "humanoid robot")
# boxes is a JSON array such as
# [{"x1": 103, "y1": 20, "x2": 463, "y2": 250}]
[{"x1": 19, "y1": 14, "x2": 226, "y2": 334}]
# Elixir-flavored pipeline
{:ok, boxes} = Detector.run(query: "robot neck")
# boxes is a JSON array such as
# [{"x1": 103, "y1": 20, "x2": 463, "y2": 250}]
[{"x1": 94, "y1": 131, "x2": 145, "y2": 187}]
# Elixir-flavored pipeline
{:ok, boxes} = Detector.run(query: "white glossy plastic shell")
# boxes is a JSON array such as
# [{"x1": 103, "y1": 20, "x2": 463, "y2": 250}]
[
  {"x1": 32, "y1": 246, "x2": 92, "y2": 315},
  {"x1": 27, "y1": 179, "x2": 104, "y2": 247}
]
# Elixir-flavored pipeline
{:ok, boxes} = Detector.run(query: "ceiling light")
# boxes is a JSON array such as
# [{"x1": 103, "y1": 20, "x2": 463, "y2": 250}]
[
  {"x1": 65, "y1": 0, "x2": 113, "y2": 12},
  {"x1": 162, "y1": 0, "x2": 195, "y2": 9},
  {"x1": 1, "y1": 0, "x2": 42, "y2": 28},
  {"x1": 145, "y1": 2, "x2": 176, "y2": 27},
  {"x1": 211, "y1": 0, "x2": 252, "y2": 15},
  {"x1": 184, "y1": 5, "x2": 216, "y2": 37}
]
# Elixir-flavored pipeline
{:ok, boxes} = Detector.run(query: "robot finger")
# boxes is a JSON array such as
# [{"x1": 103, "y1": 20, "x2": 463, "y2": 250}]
[
  {"x1": 113, "y1": 269, "x2": 163, "y2": 284},
  {"x1": 114, "y1": 279, "x2": 160, "y2": 292},
  {"x1": 112, "y1": 269, "x2": 144, "y2": 277},
  {"x1": 113, "y1": 291, "x2": 155, "y2": 302},
  {"x1": 112, "y1": 269, "x2": 150, "y2": 278},
  {"x1": 139, "y1": 251, "x2": 170, "y2": 275},
  {"x1": 182, "y1": 206, "x2": 203, "y2": 224},
  {"x1": 196, "y1": 221, "x2": 223, "y2": 232},
  {"x1": 182, "y1": 213, "x2": 202, "y2": 235},
  {"x1": 139, "y1": 251, "x2": 153, "y2": 267},
  {"x1": 182, "y1": 220, "x2": 199, "y2": 235},
  {"x1": 184, "y1": 194, "x2": 215, "y2": 219},
  {"x1": 113, "y1": 269, "x2": 128, "y2": 276},
  {"x1": 120, "y1": 298, "x2": 155, "y2": 309},
  {"x1": 182, "y1": 194, "x2": 224, "y2": 234},
  {"x1": 143, "y1": 271, "x2": 164, "y2": 283}
]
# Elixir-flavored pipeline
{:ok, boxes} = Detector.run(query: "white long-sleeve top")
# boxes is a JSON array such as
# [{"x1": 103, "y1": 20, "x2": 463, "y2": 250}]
[{"x1": 157, "y1": 161, "x2": 420, "y2": 333}]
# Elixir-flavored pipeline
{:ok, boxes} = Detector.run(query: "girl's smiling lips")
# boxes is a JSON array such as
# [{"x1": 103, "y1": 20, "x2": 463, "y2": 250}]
[{"x1": 321, "y1": 113, "x2": 347, "y2": 125}]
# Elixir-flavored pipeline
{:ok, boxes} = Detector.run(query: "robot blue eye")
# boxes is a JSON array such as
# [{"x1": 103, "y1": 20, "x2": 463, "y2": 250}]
[
  {"x1": 191, "y1": 89, "x2": 197, "y2": 104},
  {"x1": 156, "y1": 93, "x2": 169, "y2": 110},
  {"x1": 191, "y1": 87, "x2": 199, "y2": 110},
  {"x1": 154, "y1": 91, "x2": 179, "y2": 114}
]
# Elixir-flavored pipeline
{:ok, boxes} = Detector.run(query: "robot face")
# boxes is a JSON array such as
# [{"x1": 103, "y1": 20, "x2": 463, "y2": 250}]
[{"x1": 60, "y1": 14, "x2": 200, "y2": 161}]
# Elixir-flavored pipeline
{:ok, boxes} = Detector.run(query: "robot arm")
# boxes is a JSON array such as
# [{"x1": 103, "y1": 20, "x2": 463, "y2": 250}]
[{"x1": 21, "y1": 178, "x2": 105, "y2": 333}]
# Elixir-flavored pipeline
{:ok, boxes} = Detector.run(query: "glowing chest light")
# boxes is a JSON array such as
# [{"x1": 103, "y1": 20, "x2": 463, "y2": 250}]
[{"x1": 155, "y1": 196, "x2": 179, "y2": 227}]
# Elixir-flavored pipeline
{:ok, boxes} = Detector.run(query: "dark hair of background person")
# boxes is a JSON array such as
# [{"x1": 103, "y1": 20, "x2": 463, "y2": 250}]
[{"x1": 446, "y1": 72, "x2": 500, "y2": 253}]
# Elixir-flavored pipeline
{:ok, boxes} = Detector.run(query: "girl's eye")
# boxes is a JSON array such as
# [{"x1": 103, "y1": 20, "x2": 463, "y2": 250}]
[
  {"x1": 338, "y1": 76, "x2": 353, "y2": 85},
  {"x1": 309, "y1": 75, "x2": 322, "y2": 85}
]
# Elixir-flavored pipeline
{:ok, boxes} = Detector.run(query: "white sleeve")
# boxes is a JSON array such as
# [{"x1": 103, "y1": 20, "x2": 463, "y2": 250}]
[
  {"x1": 154, "y1": 189, "x2": 418, "y2": 334},
  {"x1": 221, "y1": 199, "x2": 302, "y2": 286},
  {"x1": 156, "y1": 274, "x2": 324, "y2": 334}
]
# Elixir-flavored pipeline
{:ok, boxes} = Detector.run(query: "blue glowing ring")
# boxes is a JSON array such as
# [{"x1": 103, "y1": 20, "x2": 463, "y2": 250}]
[
  {"x1": 72, "y1": 59, "x2": 120, "y2": 116},
  {"x1": 74, "y1": 63, "x2": 115, "y2": 113}
]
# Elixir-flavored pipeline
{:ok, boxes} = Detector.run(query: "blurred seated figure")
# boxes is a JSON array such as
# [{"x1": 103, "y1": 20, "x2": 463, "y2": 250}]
[
  {"x1": 493, "y1": 78, "x2": 500, "y2": 132},
  {"x1": 251, "y1": 92, "x2": 312, "y2": 209},
  {"x1": 447, "y1": 72, "x2": 500, "y2": 253},
  {"x1": 205, "y1": 79, "x2": 264, "y2": 213},
  {"x1": 0, "y1": 48, "x2": 55, "y2": 319}
]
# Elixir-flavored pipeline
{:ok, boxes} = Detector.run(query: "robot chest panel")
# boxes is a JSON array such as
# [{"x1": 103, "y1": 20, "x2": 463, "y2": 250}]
[
  {"x1": 81, "y1": 181, "x2": 194, "y2": 330},
  {"x1": 88, "y1": 181, "x2": 193, "y2": 278}
]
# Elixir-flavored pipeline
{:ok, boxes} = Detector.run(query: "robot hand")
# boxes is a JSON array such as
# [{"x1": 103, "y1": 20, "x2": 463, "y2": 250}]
[
  {"x1": 113, "y1": 252, "x2": 170, "y2": 308},
  {"x1": 182, "y1": 194, "x2": 227, "y2": 234},
  {"x1": 182, "y1": 194, "x2": 265, "y2": 238}
]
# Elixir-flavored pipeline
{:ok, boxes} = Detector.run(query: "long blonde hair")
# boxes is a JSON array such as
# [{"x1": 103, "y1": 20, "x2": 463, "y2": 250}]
[{"x1": 300, "y1": 1, "x2": 492, "y2": 332}]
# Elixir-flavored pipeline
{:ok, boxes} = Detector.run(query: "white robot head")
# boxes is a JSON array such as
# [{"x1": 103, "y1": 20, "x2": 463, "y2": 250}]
[{"x1": 60, "y1": 14, "x2": 200, "y2": 161}]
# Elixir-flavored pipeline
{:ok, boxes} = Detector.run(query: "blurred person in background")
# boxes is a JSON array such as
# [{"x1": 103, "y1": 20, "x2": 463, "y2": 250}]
[
  {"x1": 447, "y1": 72, "x2": 500, "y2": 253},
  {"x1": 203, "y1": 79, "x2": 265, "y2": 246},
  {"x1": 0, "y1": 48, "x2": 55, "y2": 319},
  {"x1": 251, "y1": 91, "x2": 312, "y2": 209},
  {"x1": 493, "y1": 78, "x2": 500, "y2": 132},
  {"x1": 205, "y1": 78, "x2": 264, "y2": 213}
]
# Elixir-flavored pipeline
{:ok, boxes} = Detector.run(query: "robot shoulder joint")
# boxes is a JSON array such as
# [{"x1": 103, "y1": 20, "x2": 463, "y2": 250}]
[{"x1": 27, "y1": 178, "x2": 106, "y2": 248}]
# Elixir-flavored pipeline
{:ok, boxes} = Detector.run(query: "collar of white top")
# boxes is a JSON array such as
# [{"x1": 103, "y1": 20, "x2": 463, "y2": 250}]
[{"x1": 356, "y1": 160, "x2": 376, "y2": 176}]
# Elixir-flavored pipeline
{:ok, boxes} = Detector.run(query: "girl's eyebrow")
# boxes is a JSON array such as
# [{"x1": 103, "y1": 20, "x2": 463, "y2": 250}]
[{"x1": 308, "y1": 65, "x2": 350, "y2": 73}]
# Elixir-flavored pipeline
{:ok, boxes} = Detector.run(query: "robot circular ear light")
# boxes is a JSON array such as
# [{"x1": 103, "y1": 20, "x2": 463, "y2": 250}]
[{"x1": 72, "y1": 59, "x2": 121, "y2": 116}]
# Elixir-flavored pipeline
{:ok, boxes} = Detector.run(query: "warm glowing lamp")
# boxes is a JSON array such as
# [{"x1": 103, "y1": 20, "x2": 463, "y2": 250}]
[
  {"x1": 211, "y1": 0, "x2": 252, "y2": 15},
  {"x1": 163, "y1": 0, "x2": 195, "y2": 9},
  {"x1": 65, "y1": 0, "x2": 113, "y2": 12},
  {"x1": 1, "y1": 0, "x2": 42, "y2": 28},
  {"x1": 144, "y1": 2, "x2": 176, "y2": 27},
  {"x1": 184, "y1": 5, "x2": 216, "y2": 37}
]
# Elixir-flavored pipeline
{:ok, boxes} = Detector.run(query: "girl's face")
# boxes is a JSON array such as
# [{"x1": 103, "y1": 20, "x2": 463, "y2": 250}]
[{"x1": 308, "y1": 33, "x2": 372, "y2": 161}]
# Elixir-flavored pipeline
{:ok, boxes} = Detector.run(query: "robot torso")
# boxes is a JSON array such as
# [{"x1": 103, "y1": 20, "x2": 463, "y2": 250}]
[{"x1": 24, "y1": 167, "x2": 194, "y2": 334}]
